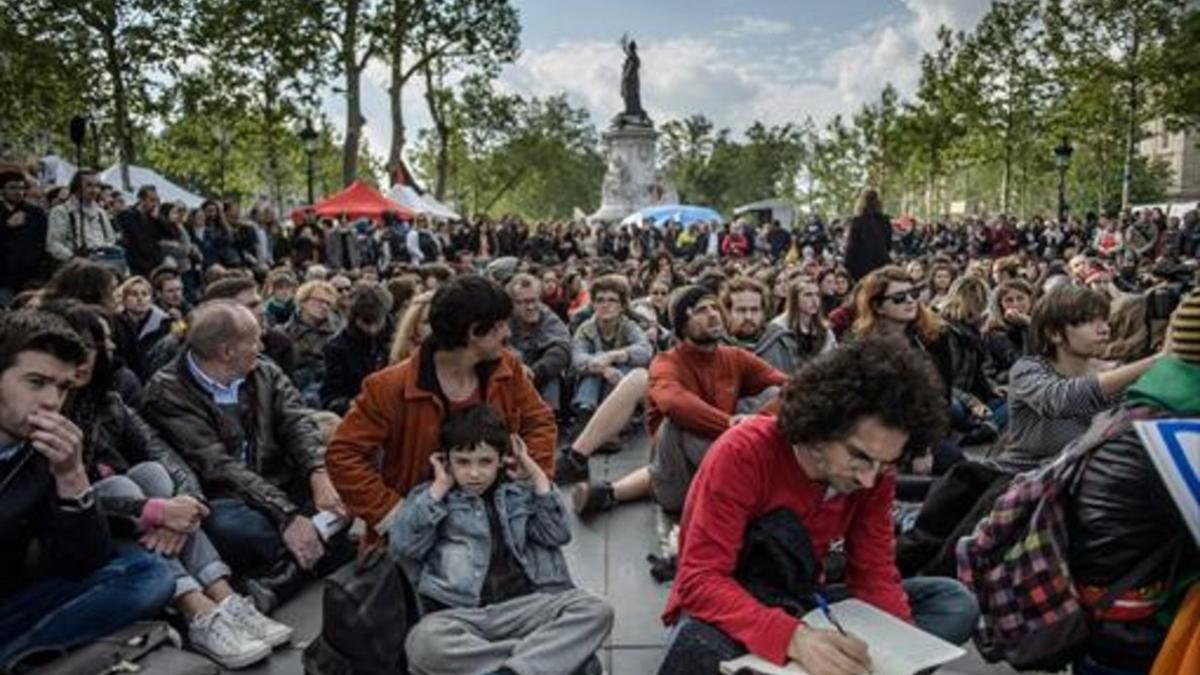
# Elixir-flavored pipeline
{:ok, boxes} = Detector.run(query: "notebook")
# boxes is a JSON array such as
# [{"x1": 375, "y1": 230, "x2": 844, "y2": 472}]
[{"x1": 719, "y1": 599, "x2": 966, "y2": 675}]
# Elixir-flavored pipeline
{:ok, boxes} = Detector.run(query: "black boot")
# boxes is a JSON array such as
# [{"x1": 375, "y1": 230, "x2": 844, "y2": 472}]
[{"x1": 245, "y1": 558, "x2": 308, "y2": 614}]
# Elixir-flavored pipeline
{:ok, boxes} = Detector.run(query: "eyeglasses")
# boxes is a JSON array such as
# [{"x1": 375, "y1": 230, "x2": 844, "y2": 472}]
[
  {"x1": 593, "y1": 296, "x2": 622, "y2": 306},
  {"x1": 879, "y1": 286, "x2": 923, "y2": 305}
]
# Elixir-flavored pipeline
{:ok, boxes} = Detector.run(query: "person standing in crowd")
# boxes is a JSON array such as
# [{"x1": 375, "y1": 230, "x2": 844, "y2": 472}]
[
  {"x1": 0, "y1": 310, "x2": 175, "y2": 668},
  {"x1": 843, "y1": 188, "x2": 891, "y2": 282},
  {"x1": 327, "y1": 274, "x2": 556, "y2": 553},
  {"x1": 141, "y1": 302, "x2": 349, "y2": 613},
  {"x1": 572, "y1": 285, "x2": 786, "y2": 518},
  {"x1": 0, "y1": 172, "x2": 49, "y2": 306},
  {"x1": 657, "y1": 337, "x2": 977, "y2": 675},
  {"x1": 506, "y1": 273, "x2": 573, "y2": 415},
  {"x1": 319, "y1": 284, "x2": 393, "y2": 416},
  {"x1": 118, "y1": 186, "x2": 168, "y2": 277},
  {"x1": 45, "y1": 169, "x2": 121, "y2": 266}
]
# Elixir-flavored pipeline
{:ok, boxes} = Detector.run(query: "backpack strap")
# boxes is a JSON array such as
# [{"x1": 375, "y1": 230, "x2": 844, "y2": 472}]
[{"x1": 1091, "y1": 535, "x2": 1185, "y2": 612}]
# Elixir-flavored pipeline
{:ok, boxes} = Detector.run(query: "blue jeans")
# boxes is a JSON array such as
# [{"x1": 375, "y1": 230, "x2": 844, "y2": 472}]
[
  {"x1": 571, "y1": 365, "x2": 633, "y2": 413},
  {"x1": 0, "y1": 548, "x2": 174, "y2": 666},
  {"x1": 659, "y1": 577, "x2": 978, "y2": 675},
  {"x1": 203, "y1": 498, "x2": 288, "y2": 575}
]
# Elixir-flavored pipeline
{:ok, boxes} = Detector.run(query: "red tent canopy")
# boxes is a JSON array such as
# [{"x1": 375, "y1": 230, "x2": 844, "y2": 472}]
[{"x1": 306, "y1": 180, "x2": 412, "y2": 223}]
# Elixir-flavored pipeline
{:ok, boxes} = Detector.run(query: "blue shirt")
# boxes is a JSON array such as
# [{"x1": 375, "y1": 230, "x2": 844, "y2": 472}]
[{"x1": 186, "y1": 352, "x2": 245, "y2": 406}]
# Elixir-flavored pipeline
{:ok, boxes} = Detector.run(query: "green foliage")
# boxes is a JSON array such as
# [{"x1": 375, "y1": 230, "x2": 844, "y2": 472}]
[{"x1": 413, "y1": 83, "x2": 603, "y2": 219}]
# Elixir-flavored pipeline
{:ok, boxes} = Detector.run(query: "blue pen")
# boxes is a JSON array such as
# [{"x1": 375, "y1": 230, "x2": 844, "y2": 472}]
[{"x1": 813, "y1": 592, "x2": 848, "y2": 636}]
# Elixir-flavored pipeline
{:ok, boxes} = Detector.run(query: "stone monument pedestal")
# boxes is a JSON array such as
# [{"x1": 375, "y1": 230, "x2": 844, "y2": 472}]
[{"x1": 591, "y1": 123, "x2": 660, "y2": 222}]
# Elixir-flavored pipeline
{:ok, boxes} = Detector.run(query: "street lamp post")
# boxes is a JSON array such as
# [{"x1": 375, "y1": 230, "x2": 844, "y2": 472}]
[
  {"x1": 299, "y1": 118, "x2": 319, "y2": 205},
  {"x1": 214, "y1": 126, "x2": 231, "y2": 198},
  {"x1": 1053, "y1": 137, "x2": 1073, "y2": 223}
]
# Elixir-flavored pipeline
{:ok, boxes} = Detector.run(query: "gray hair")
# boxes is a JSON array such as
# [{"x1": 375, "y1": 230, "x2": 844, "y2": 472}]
[
  {"x1": 506, "y1": 272, "x2": 541, "y2": 295},
  {"x1": 186, "y1": 301, "x2": 247, "y2": 360}
]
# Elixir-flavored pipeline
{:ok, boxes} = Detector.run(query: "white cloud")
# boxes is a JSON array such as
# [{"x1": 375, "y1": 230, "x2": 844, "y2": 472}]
[{"x1": 720, "y1": 15, "x2": 794, "y2": 37}]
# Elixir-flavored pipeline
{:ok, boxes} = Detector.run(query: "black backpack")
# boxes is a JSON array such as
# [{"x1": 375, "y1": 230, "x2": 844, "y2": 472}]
[{"x1": 302, "y1": 547, "x2": 419, "y2": 675}]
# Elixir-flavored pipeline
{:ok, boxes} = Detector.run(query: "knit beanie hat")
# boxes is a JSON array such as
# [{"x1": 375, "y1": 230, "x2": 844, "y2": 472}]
[
  {"x1": 670, "y1": 284, "x2": 717, "y2": 339},
  {"x1": 1171, "y1": 288, "x2": 1200, "y2": 365}
]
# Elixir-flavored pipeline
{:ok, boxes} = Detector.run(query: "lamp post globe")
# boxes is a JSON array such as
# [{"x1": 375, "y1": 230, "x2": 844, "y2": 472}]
[
  {"x1": 299, "y1": 119, "x2": 319, "y2": 204},
  {"x1": 1053, "y1": 137, "x2": 1073, "y2": 223}
]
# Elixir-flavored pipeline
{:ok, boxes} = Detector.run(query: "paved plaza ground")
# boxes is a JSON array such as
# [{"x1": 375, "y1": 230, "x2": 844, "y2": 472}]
[{"x1": 247, "y1": 429, "x2": 1040, "y2": 675}]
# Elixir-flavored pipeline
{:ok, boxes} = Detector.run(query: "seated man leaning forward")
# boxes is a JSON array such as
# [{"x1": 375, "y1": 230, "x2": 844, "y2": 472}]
[
  {"x1": 141, "y1": 300, "x2": 349, "y2": 613},
  {"x1": 658, "y1": 337, "x2": 978, "y2": 675},
  {"x1": 394, "y1": 405, "x2": 612, "y2": 675}
]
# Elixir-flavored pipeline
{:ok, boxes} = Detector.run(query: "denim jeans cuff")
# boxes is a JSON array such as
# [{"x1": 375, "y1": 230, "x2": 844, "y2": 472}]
[{"x1": 194, "y1": 560, "x2": 232, "y2": 589}]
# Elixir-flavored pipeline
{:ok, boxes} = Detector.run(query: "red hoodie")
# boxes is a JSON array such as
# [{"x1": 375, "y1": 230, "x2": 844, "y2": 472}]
[{"x1": 662, "y1": 415, "x2": 912, "y2": 665}]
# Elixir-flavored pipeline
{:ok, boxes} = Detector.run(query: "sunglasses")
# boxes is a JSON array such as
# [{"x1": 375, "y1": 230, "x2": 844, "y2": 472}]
[{"x1": 878, "y1": 286, "x2": 923, "y2": 304}]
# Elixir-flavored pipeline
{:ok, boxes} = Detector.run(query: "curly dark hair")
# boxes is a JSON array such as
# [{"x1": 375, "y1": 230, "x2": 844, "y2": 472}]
[{"x1": 776, "y1": 336, "x2": 948, "y2": 454}]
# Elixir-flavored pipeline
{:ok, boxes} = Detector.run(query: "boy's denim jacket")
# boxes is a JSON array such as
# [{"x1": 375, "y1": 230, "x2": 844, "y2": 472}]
[{"x1": 389, "y1": 478, "x2": 574, "y2": 608}]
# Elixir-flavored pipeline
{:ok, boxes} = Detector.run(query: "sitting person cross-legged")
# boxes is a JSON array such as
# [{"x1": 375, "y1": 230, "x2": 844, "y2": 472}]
[
  {"x1": 0, "y1": 310, "x2": 175, "y2": 669},
  {"x1": 46, "y1": 301, "x2": 292, "y2": 669},
  {"x1": 395, "y1": 404, "x2": 613, "y2": 675},
  {"x1": 657, "y1": 337, "x2": 978, "y2": 675},
  {"x1": 141, "y1": 300, "x2": 352, "y2": 614}
]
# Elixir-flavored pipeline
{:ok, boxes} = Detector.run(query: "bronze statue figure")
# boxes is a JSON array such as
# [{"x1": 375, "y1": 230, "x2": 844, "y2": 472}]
[{"x1": 615, "y1": 34, "x2": 651, "y2": 128}]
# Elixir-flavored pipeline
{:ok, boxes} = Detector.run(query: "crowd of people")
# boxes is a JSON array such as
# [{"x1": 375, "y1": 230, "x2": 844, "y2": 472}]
[{"x1": 1, "y1": 164, "x2": 1199, "y2": 675}]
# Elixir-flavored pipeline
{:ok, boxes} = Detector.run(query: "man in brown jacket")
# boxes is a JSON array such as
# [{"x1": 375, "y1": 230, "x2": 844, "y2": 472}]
[{"x1": 327, "y1": 274, "x2": 557, "y2": 550}]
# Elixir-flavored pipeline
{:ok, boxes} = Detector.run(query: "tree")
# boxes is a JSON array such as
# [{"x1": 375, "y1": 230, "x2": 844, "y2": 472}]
[
  {"x1": 1047, "y1": 0, "x2": 1187, "y2": 209},
  {"x1": 376, "y1": 0, "x2": 519, "y2": 173},
  {"x1": 5, "y1": 0, "x2": 188, "y2": 190}
]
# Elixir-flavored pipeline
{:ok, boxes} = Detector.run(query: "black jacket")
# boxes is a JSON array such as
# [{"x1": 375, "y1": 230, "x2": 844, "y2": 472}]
[
  {"x1": 320, "y1": 321, "x2": 392, "y2": 415},
  {"x1": 1068, "y1": 422, "x2": 1200, "y2": 669},
  {"x1": 983, "y1": 322, "x2": 1029, "y2": 386},
  {"x1": 117, "y1": 207, "x2": 168, "y2": 277},
  {"x1": 141, "y1": 354, "x2": 325, "y2": 527},
  {"x1": 0, "y1": 201, "x2": 48, "y2": 292},
  {"x1": 0, "y1": 447, "x2": 112, "y2": 600},
  {"x1": 844, "y1": 213, "x2": 891, "y2": 281},
  {"x1": 70, "y1": 390, "x2": 203, "y2": 531}
]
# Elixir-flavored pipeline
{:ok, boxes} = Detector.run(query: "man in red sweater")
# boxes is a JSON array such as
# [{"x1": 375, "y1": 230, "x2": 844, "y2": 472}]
[
  {"x1": 572, "y1": 285, "x2": 786, "y2": 517},
  {"x1": 658, "y1": 337, "x2": 978, "y2": 675}
]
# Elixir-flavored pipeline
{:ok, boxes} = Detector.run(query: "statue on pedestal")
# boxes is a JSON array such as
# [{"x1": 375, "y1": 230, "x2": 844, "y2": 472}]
[{"x1": 615, "y1": 34, "x2": 651, "y2": 128}]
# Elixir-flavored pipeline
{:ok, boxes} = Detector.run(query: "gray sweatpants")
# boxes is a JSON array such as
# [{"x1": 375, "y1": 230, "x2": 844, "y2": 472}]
[
  {"x1": 404, "y1": 589, "x2": 613, "y2": 675},
  {"x1": 93, "y1": 462, "x2": 231, "y2": 599}
]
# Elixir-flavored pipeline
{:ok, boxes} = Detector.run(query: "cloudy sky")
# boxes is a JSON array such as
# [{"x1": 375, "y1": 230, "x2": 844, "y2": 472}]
[{"x1": 319, "y1": 0, "x2": 994, "y2": 159}]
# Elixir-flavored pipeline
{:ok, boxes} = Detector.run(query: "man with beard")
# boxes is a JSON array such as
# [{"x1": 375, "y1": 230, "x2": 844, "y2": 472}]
[
  {"x1": 573, "y1": 285, "x2": 785, "y2": 518},
  {"x1": 722, "y1": 276, "x2": 793, "y2": 373}
]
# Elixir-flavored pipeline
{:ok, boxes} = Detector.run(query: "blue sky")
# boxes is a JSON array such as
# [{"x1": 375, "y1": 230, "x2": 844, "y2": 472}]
[{"x1": 320, "y1": 0, "x2": 994, "y2": 162}]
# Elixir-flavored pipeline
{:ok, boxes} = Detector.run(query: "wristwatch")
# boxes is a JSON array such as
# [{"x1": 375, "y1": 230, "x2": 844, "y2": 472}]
[{"x1": 56, "y1": 486, "x2": 96, "y2": 512}]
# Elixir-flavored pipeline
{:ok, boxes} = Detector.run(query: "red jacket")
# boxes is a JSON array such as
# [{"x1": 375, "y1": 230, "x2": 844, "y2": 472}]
[
  {"x1": 326, "y1": 345, "x2": 557, "y2": 550},
  {"x1": 647, "y1": 342, "x2": 785, "y2": 439},
  {"x1": 663, "y1": 415, "x2": 912, "y2": 665}
]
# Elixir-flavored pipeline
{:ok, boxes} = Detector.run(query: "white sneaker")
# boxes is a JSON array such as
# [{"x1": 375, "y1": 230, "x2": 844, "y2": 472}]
[
  {"x1": 220, "y1": 593, "x2": 295, "y2": 648},
  {"x1": 188, "y1": 609, "x2": 272, "y2": 669}
]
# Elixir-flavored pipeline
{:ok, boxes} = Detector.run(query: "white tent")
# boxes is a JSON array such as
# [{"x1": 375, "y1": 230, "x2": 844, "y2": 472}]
[
  {"x1": 37, "y1": 155, "x2": 77, "y2": 187},
  {"x1": 387, "y1": 184, "x2": 459, "y2": 220},
  {"x1": 733, "y1": 198, "x2": 795, "y2": 229},
  {"x1": 98, "y1": 163, "x2": 206, "y2": 208}
]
